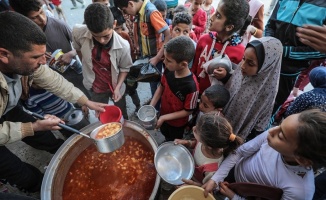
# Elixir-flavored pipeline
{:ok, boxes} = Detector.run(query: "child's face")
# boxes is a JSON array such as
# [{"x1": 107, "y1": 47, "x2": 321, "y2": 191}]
[
  {"x1": 209, "y1": 2, "x2": 227, "y2": 32},
  {"x1": 240, "y1": 47, "x2": 259, "y2": 76},
  {"x1": 267, "y1": 114, "x2": 299, "y2": 161},
  {"x1": 163, "y1": 51, "x2": 183, "y2": 71},
  {"x1": 114, "y1": 25, "x2": 123, "y2": 34},
  {"x1": 121, "y1": 1, "x2": 138, "y2": 16},
  {"x1": 171, "y1": 23, "x2": 191, "y2": 38},
  {"x1": 199, "y1": 93, "x2": 216, "y2": 113},
  {"x1": 91, "y1": 28, "x2": 114, "y2": 45},
  {"x1": 192, "y1": 0, "x2": 204, "y2": 13},
  {"x1": 159, "y1": 10, "x2": 167, "y2": 20}
]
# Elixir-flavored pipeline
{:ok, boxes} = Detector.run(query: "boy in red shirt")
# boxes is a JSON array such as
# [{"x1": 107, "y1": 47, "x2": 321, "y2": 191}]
[{"x1": 150, "y1": 36, "x2": 199, "y2": 141}]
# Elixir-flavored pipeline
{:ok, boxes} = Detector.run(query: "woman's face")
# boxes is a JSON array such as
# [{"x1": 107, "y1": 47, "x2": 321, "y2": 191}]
[
  {"x1": 240, "y1": 47, "x2": 259, "y2": 76},
  {"x1": 209, "y1": 2, "x2": 227, "y2": 32}
]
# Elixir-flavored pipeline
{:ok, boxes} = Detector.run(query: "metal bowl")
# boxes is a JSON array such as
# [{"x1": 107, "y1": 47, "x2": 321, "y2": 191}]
[{"x1": 154, "y1": 142, "x2": 194, "y2": 185}]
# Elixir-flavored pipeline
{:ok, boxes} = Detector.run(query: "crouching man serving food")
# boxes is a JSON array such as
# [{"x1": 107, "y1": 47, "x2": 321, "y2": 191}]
[{"x1": 0, "y1": 12, "x2": 108, "y2": 193}]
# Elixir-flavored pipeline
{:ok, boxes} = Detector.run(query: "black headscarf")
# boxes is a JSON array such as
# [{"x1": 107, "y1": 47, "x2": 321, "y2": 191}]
[{"x1": 246, "y1": 40, "x2": 265, "y2": 72}]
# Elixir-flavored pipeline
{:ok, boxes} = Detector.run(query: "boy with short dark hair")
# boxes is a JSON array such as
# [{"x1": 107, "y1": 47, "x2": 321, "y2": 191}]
[
  {"x1": 150, "y1": 36, "x2": 199, "y2": 141},
  {"x1": 171, "y1": 12, "x2": 192, "y2": 38},
  {"x1": 172, "y1": 7, "x2": 198, "y2": 42},
  {"x1": 171, "y1": 12, "x2": 196, "y2": 68},
  {"x1": 72, "y1": 3, "x2": 133, "y2": 119}
]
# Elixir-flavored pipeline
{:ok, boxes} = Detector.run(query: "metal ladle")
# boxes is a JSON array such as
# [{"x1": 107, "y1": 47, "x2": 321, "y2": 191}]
[
  {"x1": 26, "y1": 110, "x2": 90, "y2": 138},
  {"x1": 26, "y1": 110, "x2": 125, "y2": 153}
]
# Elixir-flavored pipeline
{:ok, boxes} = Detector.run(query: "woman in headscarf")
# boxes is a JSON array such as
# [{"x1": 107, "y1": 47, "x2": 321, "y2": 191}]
[
  {"x1": 211, "y1": 37, "x2": 282, "y2": 140},
  {"x1": 285, "y1": 66, "x2": 326, "y2": 117}
]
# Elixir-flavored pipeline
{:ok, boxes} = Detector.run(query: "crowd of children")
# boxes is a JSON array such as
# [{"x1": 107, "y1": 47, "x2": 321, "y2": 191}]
[{"x1": 1, "y1": 0, "x2": 326, "y2": 199}]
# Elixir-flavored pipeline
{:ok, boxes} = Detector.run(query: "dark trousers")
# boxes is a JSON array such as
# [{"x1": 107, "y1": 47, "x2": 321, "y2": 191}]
[
  {"x1": 0, "y1": 105, "x2": 64, "y2": 192},
  {"x1": 160, "y1": 122, "x2": 185, "y2": 141},
  {"x1": 273, "y1": 74, "x2": 298, "y2": 113},
  {"x1": 87, "y1": 89, "x2": 129, "y2": 120}
]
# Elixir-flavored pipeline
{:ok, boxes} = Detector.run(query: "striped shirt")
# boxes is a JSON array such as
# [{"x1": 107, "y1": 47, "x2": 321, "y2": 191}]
[{"x1": 24, "y1": 88, "x2": 74, "y2": 119}]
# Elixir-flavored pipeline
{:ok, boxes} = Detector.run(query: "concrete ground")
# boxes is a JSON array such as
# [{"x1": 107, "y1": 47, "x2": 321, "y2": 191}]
[{"x1": 4, "y1": 0, "x2": 312, "y2": 199}]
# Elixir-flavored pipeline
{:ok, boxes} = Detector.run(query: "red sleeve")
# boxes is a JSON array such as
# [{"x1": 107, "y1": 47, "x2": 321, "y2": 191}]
[
  {"x1": 190, "y1": 31, "x2": 198, "y2": 42},
  {"x1": 184, "y1": 90, "x2": 199, "y2": 111},
  {"x1": 184, "y1": 74, "x2": 199, "y2": 111},
  {"x1": 193, "y1": 9, "x2": 207, "y2": 35}
]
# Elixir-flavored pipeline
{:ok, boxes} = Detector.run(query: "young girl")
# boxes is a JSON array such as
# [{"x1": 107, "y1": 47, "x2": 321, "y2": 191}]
[
  {"x1": 191, "y1": 0, "x2": 251, "y2": 94},
  {"x1": 213, "y1": 37, "x2": 282, "y2": 140},
  {"x1": 203, "y1": 109, "x2": 326, "y2": 200},
  {"x1": 202, "y1": 0, "x2": 215, "y2": 33},
  {"x1": 175, "y1": 112, "x2": 243, "y2": 184},
  {"x1": 185, "y1": 0, "x2": 207, "y2": 40}
]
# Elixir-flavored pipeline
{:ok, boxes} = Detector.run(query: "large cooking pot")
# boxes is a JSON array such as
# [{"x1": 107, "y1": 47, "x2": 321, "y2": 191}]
[{"x1": 41, "y1": 120, "x2": 160, "y2": 200}]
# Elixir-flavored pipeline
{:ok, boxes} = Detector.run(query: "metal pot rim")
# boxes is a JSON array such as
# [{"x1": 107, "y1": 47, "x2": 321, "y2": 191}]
[{"x1": 41, "y1": 121, "x2": 160, "y2": 200}]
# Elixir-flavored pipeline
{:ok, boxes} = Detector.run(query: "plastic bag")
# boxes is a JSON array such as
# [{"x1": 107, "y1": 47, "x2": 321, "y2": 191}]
[{"x1": 136, "y1": 62, "x2": 161, "y2": 82}]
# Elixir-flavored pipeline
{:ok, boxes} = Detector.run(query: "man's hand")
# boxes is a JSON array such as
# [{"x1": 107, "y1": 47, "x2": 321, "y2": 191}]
[
  {"x1": 84, "y1": 100, "x2": 108, "y2": 113},
  {"x1": 219, "y1": 182, "x2": 236, "y2": 199},
  {"x1": 202, "y1": 179, "x2": 218, "y2": 198},
  {"x1": 296, "y1": 25, "x2": 326, "y2": 53},
  {"x1": 32, "y1": 114, "x2": 63, "y2": 132}
]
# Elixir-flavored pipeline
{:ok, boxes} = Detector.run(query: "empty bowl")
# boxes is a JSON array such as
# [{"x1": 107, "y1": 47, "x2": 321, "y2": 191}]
[
  {"x1": 154, "y1": 142, "x2": 194, "y2": 185},
  {"x1": 168, "y1": 185, "x2": 216, "y2": 200},
  {"x1": 99, "y1": 105, "x2": 124, "y2": 124}
]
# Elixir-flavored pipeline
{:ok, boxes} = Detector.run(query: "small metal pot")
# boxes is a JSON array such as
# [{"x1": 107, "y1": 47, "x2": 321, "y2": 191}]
[
  {"x1": 90, "y1": 122, "x2": 125, "y2": 153},
  {"x1": 137, "y1": 105, "x2": 157, "y2": 130},
  {"x1": 65, "y1": 108, "x2": 89, "y2": 130}
]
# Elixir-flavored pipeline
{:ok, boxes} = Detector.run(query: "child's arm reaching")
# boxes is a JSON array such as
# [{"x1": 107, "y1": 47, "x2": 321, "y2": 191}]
[
  {"x1": 150, "y1": 83, "x2": 164, "y2": 108},
  {"x1": 174, "y1": 138, "x2": 196, "y2": 148},
  {"x1": 156, "y1": 110, "x2": 192, "y2": 129},
  {"x1": 203, "y1": 131, "x2": 269, "y2": 196}
]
